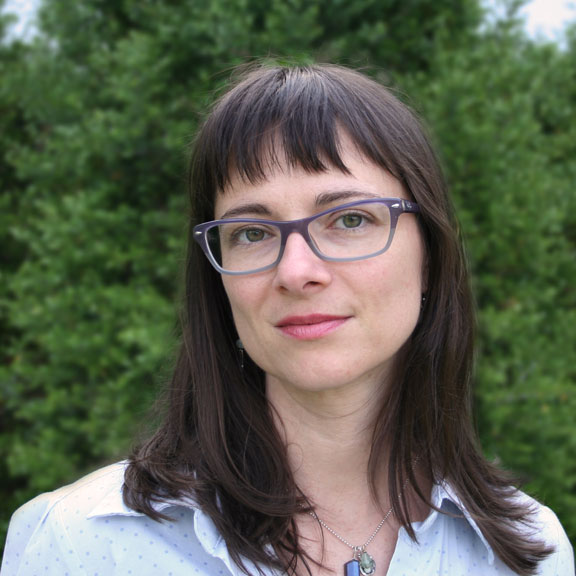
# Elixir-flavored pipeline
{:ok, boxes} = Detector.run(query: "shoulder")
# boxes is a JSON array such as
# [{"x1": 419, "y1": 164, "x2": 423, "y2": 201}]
[
  {"x1": 519, "y1": 493, "x2": 574, "y2": 576},
  {"x1": 1, "y1": 463, "x2": 149, "y2": 575},
  {"x1": 485, "y1": 489, "x2": 574, "y2": 575},
  {"x1": 432, "y1": 483, "x2": 574, "y2": 576},
  {"x1": 3, "y1": 463, "x2": 126, "y2": 536},
  {"x1": 0, "y1": 462, "x2": 246, "y2": 576},
  {"x1": 5, "y1": 461, "x2": 131, "y2": 530}
]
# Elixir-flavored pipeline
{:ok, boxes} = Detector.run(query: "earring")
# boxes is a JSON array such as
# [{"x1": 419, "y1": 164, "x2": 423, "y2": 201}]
[
  {"x1": 421, "y1": 294, "x2": 427, "y2": 310},
  {"x1": 236, "y1": 339, "x2": 244, "y2": 369}
]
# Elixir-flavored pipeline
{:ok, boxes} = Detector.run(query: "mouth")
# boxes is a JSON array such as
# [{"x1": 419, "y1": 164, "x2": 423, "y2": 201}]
[{"x1": 275, "y1": 314, "x2": 350, "y2": 340}]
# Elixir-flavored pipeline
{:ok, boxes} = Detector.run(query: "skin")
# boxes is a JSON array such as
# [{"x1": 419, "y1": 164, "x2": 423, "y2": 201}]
[{"x1": 216, "y1": 139, "x2": 429, "y2": 574}]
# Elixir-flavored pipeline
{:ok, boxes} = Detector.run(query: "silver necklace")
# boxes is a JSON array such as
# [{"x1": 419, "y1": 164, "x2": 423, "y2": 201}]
[{"x1": 308, "y1": 506, "x2": 394, "y2": 576}]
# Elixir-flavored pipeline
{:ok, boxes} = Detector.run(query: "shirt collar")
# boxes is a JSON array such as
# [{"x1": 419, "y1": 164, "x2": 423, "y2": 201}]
[
  {"x1": 417, "y1": 481, "x2": 495, "y2": 564},
  {"x1": 86, "y1": 465, "x2": 495, "y2": 566},
  {"x1": 86, "y1": 462, "x2": 195, "y2": 519}
]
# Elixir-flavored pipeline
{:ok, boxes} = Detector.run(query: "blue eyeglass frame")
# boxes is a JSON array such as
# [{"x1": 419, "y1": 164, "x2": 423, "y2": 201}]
[{"x1": 192, "y1": 197, "x2": 420, "y2": 275}]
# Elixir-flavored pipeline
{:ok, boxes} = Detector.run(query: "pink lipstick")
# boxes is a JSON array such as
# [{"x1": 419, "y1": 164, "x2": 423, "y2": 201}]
[{"x1": 275, "y1": 314, "x2": 349, "y2": 340}]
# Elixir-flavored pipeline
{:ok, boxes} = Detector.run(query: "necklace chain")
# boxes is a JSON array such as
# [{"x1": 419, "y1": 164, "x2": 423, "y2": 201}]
[
  {"x1": 306, "y1": 469, "x2": 416, "y2": 555},
  {"x1": 308, "y1": 505, "x2": 394, "y2": 553},
  {"x1": 304, "y1": 464, "x2": 418, "y2": 575}
]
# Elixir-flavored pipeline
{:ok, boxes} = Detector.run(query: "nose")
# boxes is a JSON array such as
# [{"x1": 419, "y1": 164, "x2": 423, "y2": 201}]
[{"x1": 272, "y1": 232, "x2": 332, "y2": 293}]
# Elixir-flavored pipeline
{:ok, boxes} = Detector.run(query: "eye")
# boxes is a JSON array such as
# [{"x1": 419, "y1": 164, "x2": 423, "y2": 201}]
[
  {"x1": 228, "y1": 225, "x2": 275, "y2": 246},
  {"x1": 330, "y1": 211, "x2": 371, "y2": 230},
  {"x1": 243, "y1": 228, "x2": 266, "y2": 242},
  {"x1": 339, "y1": 213, "x2": 364, "y2": 228}
]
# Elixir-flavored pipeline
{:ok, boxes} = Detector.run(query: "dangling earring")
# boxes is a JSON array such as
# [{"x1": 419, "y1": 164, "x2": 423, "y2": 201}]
[
  {"x1": 236, "y1": 339, "x2": 244, "y2": 369},
  {"x1": 421, "y1": 294, "x2": 427, "y2": 310}
]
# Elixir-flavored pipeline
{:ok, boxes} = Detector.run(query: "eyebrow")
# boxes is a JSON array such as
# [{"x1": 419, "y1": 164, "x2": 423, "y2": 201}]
[
  {"x1": 218, "y1": 203, "x2": 273, "y2": 219},
  {"x1": 217, "y1": 190, "x2": 382, "y2": 220},
  {"x1": 315, "y1": 190, "x2": 381, "y2": 206}
]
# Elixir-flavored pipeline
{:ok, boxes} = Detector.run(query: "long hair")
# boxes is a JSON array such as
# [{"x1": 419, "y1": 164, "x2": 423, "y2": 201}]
[{"x1": 124, "y1": 63, "x2": 552, "y2": 575}]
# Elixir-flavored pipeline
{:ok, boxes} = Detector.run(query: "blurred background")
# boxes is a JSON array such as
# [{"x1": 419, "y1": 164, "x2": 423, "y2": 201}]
[{"x1": 0, "y1": 0, "x2": 574, "y2": 555}]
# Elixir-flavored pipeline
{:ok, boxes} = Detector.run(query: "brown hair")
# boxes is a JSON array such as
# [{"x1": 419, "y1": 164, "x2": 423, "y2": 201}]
[{"x1": 124, "y1": 63, "x2": 552, "y2": 575}]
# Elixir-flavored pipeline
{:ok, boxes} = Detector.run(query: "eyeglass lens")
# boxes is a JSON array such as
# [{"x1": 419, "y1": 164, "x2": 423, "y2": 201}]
[{"x1": 206, "y1": 201, "x2": 393, "y2": 274}]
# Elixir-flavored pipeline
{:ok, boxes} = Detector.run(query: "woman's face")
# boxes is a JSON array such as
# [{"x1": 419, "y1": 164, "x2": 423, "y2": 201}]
[{"x1": 216, "y1": 140, "x2": 427, "y2": 400}]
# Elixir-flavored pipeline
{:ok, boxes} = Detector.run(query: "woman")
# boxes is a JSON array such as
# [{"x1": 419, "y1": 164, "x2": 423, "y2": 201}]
[{"x1": 1, "y1": 63, "x2": 572, "y2": 576}]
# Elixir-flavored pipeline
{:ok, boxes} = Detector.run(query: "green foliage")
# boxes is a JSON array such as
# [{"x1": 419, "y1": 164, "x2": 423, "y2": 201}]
[
  {"x1": 1, "y1": 0, "x2": 574, "y2": 554},
  {"x1": 0, "y1": 5, "x2": 35, "y2": 541}
]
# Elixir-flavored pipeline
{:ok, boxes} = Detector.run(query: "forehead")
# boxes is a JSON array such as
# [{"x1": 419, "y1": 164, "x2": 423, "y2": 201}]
[{"x1": 214, "y1": 137, "x2": 406, "y2": 219}]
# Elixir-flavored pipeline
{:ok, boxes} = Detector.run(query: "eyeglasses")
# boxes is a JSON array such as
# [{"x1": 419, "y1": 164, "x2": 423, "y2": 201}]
[{"x1": 193, "y1": 198, "x2": 420, "y2": 275}]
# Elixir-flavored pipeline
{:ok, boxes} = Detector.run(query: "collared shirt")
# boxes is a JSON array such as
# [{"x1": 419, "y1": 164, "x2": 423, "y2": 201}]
[{"x1": 1, "y1": 462, "x2": 573, "y2": 576}]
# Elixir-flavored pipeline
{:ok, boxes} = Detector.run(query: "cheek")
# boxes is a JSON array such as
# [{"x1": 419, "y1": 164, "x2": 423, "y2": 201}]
[
  {"x1": 221, "y1": 278, "x2": 275, "y2": 372},
  {"x1": 365, "y1": 249, "x2": 425, "y2": 294},
  {"x1": 221, "y1": 277, "x2": 264, "y2": 334},
  {"x1": 394, "y1": 230, "x2": 427, "y2": 294},
  {"x1": 361, "y1": 251, "x2": 425, "y2": 333},
  {"x1": 221, "y1": 278, "x2": 246, "y2": 321}
]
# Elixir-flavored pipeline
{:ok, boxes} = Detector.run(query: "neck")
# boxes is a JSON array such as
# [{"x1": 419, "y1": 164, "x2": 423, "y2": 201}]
[
  {"x1": 266, "y1": 376, "x2": 407, "y2": 576},
  {"x1": 266, "y1": 374, "x2": 388, "y2": 513}
]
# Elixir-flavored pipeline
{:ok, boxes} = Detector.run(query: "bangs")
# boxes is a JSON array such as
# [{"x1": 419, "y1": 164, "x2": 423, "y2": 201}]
[{"x1": 193, "y1": 65, "x2": 412, "y2": 195}]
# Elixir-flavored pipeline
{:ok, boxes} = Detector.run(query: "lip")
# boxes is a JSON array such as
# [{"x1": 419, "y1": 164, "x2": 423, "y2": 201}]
[{"x1": 275, "y1": 314, "x2": 350, "y2": 340}]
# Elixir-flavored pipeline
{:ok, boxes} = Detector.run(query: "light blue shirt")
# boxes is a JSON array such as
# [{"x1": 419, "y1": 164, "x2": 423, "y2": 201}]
[{"x1": 1, "y1": 462, "x2": 573, "y2": 575}]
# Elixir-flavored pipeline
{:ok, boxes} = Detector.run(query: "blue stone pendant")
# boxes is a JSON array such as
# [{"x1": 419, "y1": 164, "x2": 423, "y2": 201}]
[{"x1": 345, "y1": 559, "x2": 361, "y2": 576}]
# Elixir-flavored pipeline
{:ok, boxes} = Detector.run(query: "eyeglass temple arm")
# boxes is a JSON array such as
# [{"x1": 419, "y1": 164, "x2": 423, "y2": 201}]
[{"x1": 401, "y1": 200, "x2": 420, "y2": 213}]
